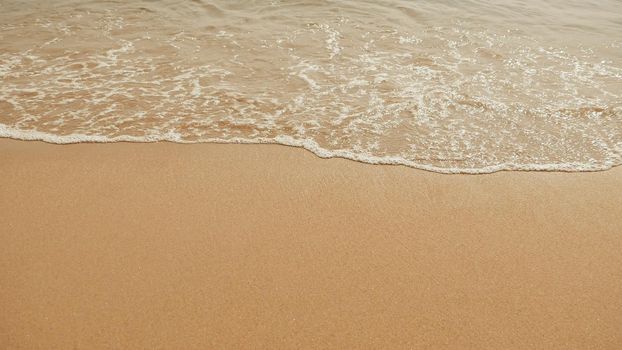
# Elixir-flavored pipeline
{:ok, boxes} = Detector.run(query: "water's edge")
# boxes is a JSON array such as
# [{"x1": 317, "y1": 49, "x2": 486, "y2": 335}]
[{"x1": 2, "y1": 124, "x2": 619, "y2": 174}]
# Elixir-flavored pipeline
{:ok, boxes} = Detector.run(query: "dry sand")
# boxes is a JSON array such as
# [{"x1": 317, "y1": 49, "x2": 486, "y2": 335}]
[{"x1": 1, "y1": 138, "x2": 621, "y2": 349}]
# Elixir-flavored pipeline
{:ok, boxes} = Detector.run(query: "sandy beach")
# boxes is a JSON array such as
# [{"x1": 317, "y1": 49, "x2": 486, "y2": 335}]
[{"x1": 1, "y1": 138, "x2": 621, "y2": 349}]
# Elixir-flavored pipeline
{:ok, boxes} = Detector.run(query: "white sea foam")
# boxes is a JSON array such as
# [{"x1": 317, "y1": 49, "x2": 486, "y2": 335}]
[{"x1": 2, "y1": 124, "x2": 620, "y2": 174}]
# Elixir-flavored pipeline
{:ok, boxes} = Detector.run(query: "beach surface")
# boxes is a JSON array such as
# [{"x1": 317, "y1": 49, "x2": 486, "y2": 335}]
[{"x1": 1, "y1": 138, "x2": 621, "y2": 349}]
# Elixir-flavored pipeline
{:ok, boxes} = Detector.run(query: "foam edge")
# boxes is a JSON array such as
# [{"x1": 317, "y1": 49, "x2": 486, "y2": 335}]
[{"x1": 1, "y1": 123, "x2": 619, "y2": 174}]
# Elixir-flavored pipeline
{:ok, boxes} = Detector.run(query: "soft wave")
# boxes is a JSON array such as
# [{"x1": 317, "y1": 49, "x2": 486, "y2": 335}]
[{"x1": 1, "y1": 0, "x2": 621, "y2": 173}]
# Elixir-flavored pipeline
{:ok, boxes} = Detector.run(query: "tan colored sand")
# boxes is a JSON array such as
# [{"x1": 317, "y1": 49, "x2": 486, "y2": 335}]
[{"x1": 1, "y1": 139, "x2": 621, "y2": 349}]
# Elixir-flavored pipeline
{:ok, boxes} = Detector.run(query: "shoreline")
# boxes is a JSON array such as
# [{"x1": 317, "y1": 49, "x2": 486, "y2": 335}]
[
  {"x1": 2, "y1": 138, "x2": 622, "y2": 349},
  {"x1": 1, "y1": 126, "x2": 620, "y2": 174}
]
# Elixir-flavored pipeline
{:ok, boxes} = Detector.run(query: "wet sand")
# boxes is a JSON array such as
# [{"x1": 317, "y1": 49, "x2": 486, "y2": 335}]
[{"x1": 1, "y1": 138, "x2": 621, "y2": 349}]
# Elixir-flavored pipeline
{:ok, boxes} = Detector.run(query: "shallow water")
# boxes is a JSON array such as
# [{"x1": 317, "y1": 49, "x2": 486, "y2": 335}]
[{"x1": 1, "y1": 0, "x2": 621, "y2": 173}]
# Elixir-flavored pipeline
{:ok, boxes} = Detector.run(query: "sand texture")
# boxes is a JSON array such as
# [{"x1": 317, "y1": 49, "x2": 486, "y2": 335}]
[{"x1": 1, "y1": 139, "x2": 622, "y2": 349}]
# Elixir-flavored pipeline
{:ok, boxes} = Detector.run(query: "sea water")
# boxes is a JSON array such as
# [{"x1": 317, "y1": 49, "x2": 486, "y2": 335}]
[{"x1": 1, "y1": 0, "x2": 621, "y2": 173}]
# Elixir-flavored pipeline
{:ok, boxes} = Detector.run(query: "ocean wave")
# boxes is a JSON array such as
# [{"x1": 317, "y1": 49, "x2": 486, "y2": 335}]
[{"x1": 1, "y1": 0, "x2": 621, "y2": 174}]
